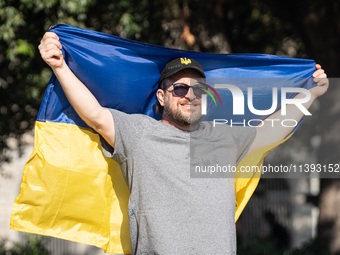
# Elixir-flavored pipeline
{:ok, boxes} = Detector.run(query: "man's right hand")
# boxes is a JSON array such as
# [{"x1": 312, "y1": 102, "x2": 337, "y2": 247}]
[{"x1": 38, "y1": 32, "x2": 64, "y2": 70}]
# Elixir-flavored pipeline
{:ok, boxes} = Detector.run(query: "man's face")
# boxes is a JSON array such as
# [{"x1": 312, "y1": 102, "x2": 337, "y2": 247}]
[{"x1": 159, "y1": 69, "x2": 204, "y2": 127}]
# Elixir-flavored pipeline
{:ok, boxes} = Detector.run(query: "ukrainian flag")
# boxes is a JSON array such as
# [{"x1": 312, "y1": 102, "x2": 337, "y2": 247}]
[{"x1": 10, "y1": 24, "x2": 316, "y2": 254}]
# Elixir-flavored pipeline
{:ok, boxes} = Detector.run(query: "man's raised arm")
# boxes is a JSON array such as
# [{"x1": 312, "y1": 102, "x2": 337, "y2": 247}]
[
  {"x1": 39, "y1": 32, "x2": 116, "y2": 148},
  {"x1": 247, "y1": 64, "x2": 329, "y2": 154}
]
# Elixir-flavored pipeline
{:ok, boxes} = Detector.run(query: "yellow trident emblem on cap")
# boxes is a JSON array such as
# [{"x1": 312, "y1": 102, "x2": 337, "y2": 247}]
[{"x1": 180, "y1": 58, "x2": 191, "y2": 65}]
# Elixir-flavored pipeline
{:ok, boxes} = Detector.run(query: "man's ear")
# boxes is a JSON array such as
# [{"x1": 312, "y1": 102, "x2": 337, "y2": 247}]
[{"x1": 157, "y1": 89, "x2": 165, "y2": 106}]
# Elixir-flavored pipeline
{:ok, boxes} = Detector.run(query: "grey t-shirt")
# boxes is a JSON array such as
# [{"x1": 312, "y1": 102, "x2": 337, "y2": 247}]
[{"x1": 100, "y1": 109, "x2": 256, "y2": 255}]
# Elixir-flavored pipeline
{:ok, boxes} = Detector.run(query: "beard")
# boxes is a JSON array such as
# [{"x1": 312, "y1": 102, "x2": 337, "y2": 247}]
[{"x1": 163, "y1": 97, "x2": 203, "y2": 127}]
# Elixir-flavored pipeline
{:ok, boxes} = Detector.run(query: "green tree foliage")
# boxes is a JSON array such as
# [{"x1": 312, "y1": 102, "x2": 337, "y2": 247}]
[
  {"x1": 86, "y1": 0, "x2": 165, "y2": 45},
  {"x1": 0, "y1": 0, "x2": 95, "y2": 165}
]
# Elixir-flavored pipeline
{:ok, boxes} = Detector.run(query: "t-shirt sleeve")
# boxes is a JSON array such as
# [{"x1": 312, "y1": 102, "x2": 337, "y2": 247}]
[
  {"x1": 99, "y1": 108, "x2": 144, "y2": 165},
  {"x1": 230, "y1": 126, "x2": 257, "y2": 165}
]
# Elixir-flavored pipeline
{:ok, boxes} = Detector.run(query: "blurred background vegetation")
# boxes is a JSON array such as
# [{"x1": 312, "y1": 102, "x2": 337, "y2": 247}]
[
  {"x1": 0, "y1": 235, "x2": 50, "y2": 255},
  {"x1": 1, "y1": 0, "x2": 339, "y2": 253}
]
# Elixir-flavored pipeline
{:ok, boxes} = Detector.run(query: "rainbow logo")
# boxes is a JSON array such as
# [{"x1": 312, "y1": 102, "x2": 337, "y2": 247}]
[
  {"x1": 198, "y1": 83, "x2": 222, "y2": 115},
  {"x1": 199, "y1": 83, "x2": 223, "y2": 106}
]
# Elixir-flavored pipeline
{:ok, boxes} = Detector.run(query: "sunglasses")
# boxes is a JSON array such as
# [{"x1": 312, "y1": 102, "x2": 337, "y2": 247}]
[{"x1": 165, "y1": 83, "x2": 208, "y2": 97}]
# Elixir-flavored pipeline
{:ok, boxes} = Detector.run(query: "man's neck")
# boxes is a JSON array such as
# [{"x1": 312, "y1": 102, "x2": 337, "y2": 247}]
[{"x1": 159, "y1": 116, "x2": 199, "y2": 131}]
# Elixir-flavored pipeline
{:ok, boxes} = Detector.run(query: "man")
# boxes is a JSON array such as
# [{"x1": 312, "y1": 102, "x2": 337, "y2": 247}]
[{"x1": 39, "y1": 32, "x2": 328, "y2": 254}]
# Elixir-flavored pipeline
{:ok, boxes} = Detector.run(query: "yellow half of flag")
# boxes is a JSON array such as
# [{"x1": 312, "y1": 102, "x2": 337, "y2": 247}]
[{"x1": 10, "y1": 121, "x2": 290, "y2": 254}]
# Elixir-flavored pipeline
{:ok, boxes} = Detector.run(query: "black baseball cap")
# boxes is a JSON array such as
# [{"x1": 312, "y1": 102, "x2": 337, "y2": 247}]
[{"x1": 158, "y1": 57, "x2": 206, "y2": 87}]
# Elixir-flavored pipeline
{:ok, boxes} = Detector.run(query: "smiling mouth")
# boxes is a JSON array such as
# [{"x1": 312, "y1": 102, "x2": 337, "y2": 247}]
[{"x1": 180, "y1": 103, "x2": 200, "y2": 107}]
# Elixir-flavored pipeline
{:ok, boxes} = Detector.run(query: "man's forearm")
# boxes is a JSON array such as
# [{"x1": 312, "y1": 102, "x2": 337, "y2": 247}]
[
  {"x1": 52, "y1": 61, "x2": 106, "y2": 130},
  {"x1": 38, "y1": 31, "x2": 116, "y2": 147},
  {"x1": 260, "y1": 92, "x2": 315, "y2": 141},
  {"x1": 247, "y1": 64, "x2": 328, "y2": 155},
  {"x1": 248, "y1": 93, "x2": 315, "y2": 154}
]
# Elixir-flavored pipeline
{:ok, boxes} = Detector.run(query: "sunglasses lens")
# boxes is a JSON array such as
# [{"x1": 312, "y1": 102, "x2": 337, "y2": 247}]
[
  {"x1": 171, "y1": 83, "x2": 208, "y2": 97},
  {"x1": 173, "y1": 84, "x2": 189, "y2": 96},
  {"x1": 193, "y1": 87, "x2": 206, "y2": 97}
]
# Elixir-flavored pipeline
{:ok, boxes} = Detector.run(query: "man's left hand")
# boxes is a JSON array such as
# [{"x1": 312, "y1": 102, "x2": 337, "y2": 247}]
[{"x1": 310, "y1": 64, "x2": 329, "y2": 99}]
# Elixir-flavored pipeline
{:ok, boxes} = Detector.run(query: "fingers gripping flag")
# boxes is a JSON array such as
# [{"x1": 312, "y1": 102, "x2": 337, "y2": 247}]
[{"x1": 10, "y1": 24, "x2": 316, "y2": 254}]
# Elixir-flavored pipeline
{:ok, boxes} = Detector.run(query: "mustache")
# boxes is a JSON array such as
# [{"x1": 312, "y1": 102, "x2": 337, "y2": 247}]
[{"x1": 178, "y1": 99, "x2": 201, "y2": 105}]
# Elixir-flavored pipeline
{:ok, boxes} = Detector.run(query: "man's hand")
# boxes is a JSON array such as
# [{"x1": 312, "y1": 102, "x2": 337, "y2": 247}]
[
  {"x1": 310, "y1": 64, "x2": 329, "y2": 99},
  {"x1": 38, "y1": 32, "x2": 64, "y2": 70}
]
